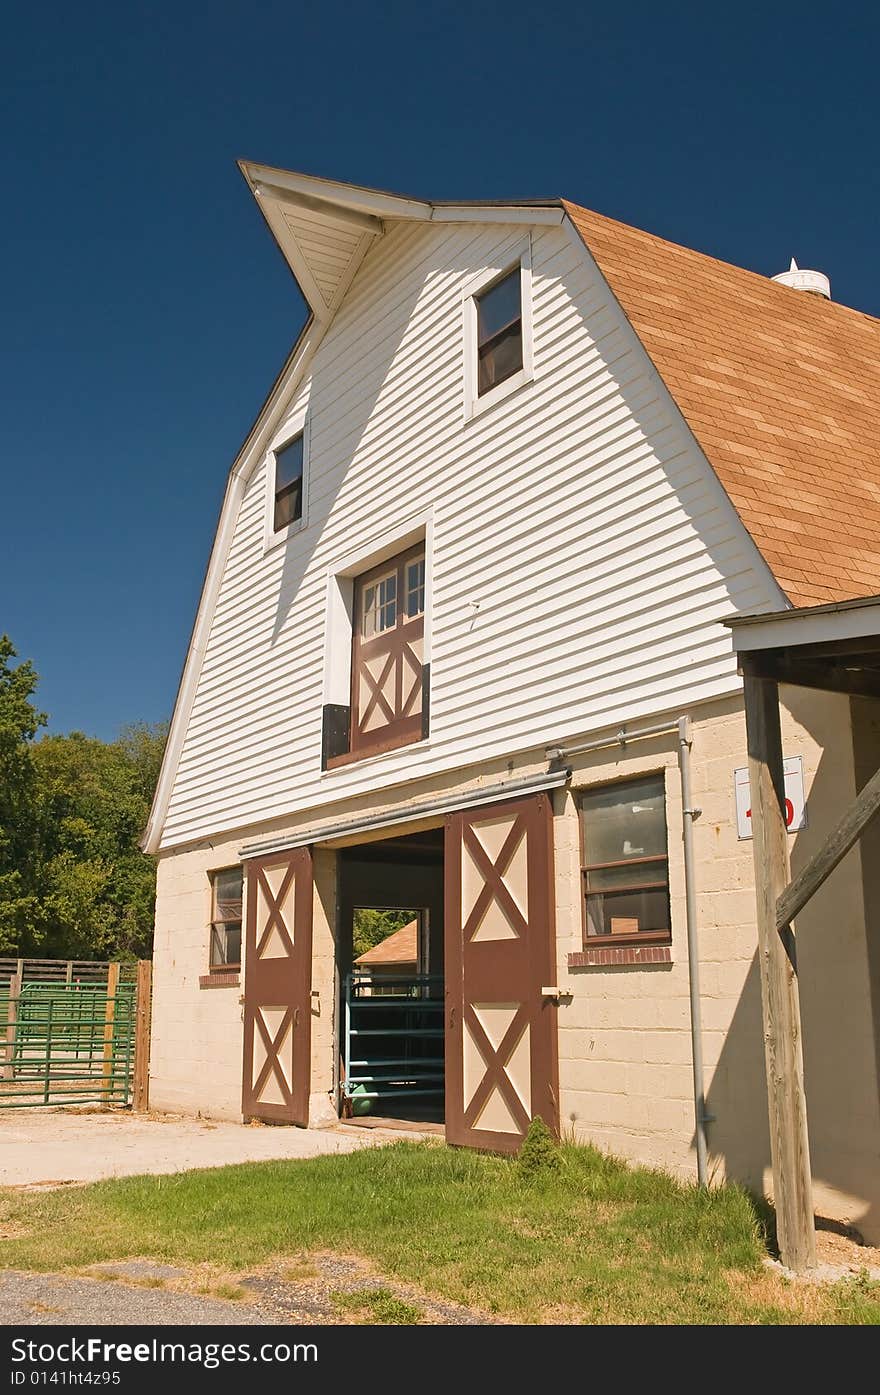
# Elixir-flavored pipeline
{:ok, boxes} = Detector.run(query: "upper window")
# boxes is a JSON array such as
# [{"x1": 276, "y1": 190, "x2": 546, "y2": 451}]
[
  {"x1": 210, "y1": 867, "x2": 243, "y2": 969},
  {"x1": 362, "y1": 569, "x2": 398, "y2": 638},
  {"x1": 578, "y1": 776, "x2": 670, "y2": 945},
  {"x1": 462, "y1": 239, "x2": 534, "y2": 421},
  {"x1": 476, "y1": 268, "x2": 523, "y2": 396},
  {"x1": 273, "y1": 432, "x2": 305, "y2": 533},
  {"x1": 325, "y1": 544, "x2": 427, "y2": 765}
]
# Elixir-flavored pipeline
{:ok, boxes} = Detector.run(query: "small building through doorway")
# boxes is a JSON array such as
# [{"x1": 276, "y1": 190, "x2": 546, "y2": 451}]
[{"x1": 338, "y1": 828, "x2": 444, "y2": 1128}]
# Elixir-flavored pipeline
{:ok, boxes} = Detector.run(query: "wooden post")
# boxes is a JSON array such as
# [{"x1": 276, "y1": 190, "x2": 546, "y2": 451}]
[
  {"x1": 3, "y1": 970, "x2": 22, "y2": 1082},
  {"x1": 133, "y1": 960, "x2": 152, "y2": 1112},
  {"x1": 102, "y1": 961, "x2": 120, "y2": 1105},
  {"x1": 744, "y1": 673, "x2": 816, "y2": 1271}
]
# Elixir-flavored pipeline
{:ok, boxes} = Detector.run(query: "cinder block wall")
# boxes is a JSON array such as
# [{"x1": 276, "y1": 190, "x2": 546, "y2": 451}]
[
  {"x1": 150, "y1": 691, "x2": 880, "y2": 1240},
  {"x1": 554, "y1": 691, "x2": 880, "y2": 1243},
  {"x1": 150, "y1": 834, "x2": 248, "y2": 1119}
]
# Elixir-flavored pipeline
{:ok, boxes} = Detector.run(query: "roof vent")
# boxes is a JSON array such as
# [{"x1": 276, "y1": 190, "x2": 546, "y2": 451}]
[{"x1": 771, "y1": 257, "x2": 831, "y2": 299}]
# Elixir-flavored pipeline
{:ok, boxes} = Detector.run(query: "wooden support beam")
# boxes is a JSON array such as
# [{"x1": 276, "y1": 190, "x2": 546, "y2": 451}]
[
  {"x1": 777, "y1": 761, "x2": 880, "y2": 929},
  {"x1": 3, "y1": 970, "x2": 21, "y2": 1083},
  {"x1": 742, "y1": 652, "x2": 880, "y2": 702},
  {"x1": 133, "y1": 960, "x2": 152, "y2": 1112},
  {"x1": 744, "y1": 673, "x2": 816, "y2": 1271},
  {"x1": 102, "y1": 962, "x2": 120, "y2": 1106}
]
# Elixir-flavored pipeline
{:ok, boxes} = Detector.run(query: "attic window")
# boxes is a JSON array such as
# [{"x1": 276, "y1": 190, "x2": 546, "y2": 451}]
[
  {"x1": 476, "y1": 269, "x2": 523, "y2": 395},
  {"x1": 273, "y1": 433, "x2": 305, "y2": 532},
  {"x1": 462, "y1": 239, "x2": 534, "y2": 421}
]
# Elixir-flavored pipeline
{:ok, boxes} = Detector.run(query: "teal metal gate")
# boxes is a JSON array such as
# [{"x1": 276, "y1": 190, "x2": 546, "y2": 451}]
[{"x1": 0, "y1": 979, "x2": 137, "y2": 1108}]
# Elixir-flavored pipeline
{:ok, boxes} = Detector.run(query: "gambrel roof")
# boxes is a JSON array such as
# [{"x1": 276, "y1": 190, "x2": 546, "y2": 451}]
[
  {"x1": 243, "y1": 165, "x2": 880, "y2": 608},
  {"x1": 142, "y1": 168, "x2": 880, "y2": 851},
  {"x1": 565, "y1": 202, "x2": 880, "y2": 608}
]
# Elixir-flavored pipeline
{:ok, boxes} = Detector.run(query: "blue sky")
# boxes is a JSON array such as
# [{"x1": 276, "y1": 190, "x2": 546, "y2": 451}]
[{"x1": 3, "y1": 1, "x2": 878, "y2": 738}]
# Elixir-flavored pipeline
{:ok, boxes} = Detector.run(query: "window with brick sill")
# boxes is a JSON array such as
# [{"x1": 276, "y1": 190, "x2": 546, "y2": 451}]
[
  {"x1": 570, "y1": 775, "x2": 672, "y2": 966},
  {"x1": 323, "y1": 544, "x2": 428, "y2": 769},
  {"x1": 201, "y1": 867, "x2": 242, "y2": 986}
]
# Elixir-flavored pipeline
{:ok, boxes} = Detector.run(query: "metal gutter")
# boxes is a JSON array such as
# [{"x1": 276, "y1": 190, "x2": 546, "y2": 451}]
[{"x1": 238, "y1": 768, "x2": 571, "y2": 860}]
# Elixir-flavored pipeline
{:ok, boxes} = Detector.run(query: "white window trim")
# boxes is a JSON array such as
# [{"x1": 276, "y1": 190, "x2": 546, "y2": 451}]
[
  {"x1": 263, "y1": 411, "x2": 310, "y2": 552},
  {"x1": 462, "y1": 235, "x2": 534, "y2": 423},
  {"x1": 321, "y1": 511, "x2": 434, "y2": 771}
]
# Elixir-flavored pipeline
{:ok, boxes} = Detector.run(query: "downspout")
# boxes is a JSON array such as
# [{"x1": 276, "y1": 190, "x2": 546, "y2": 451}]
[
  {"x1": 547, "y1": 714, "x2": 710, "y2": 1186},
  {"x1": 677, "y1": 716, "x2": 709, "y2": 1187}
]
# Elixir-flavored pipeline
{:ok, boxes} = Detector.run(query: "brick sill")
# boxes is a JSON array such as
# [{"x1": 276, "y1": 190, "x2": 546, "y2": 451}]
[
  {"x1": 199, "y1": 970, "x2": 240, "y2": 989},
  {"x1": 568, "y1": 945, "x2": 672, "y2": 968}
]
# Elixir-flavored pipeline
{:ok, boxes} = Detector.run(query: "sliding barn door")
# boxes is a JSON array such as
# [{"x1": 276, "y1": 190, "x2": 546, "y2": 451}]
[
  {"x1": 445, "y1": 793, "x2": 559, "y2": 1151},
  {"x1": 242, "y1": 848, "x2": 313, "y2": 1125}
]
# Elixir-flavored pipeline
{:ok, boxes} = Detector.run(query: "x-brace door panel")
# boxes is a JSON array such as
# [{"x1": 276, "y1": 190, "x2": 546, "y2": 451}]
[
  {"x1": 242, "y1": 847, "x2": 313, "y2": 1125},
  {"x1": 445, "y1": 793, "x2": 559, "y2": 1151}
]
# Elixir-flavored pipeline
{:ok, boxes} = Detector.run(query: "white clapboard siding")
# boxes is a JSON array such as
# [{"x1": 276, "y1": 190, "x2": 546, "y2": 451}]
[{"x1": 160, "y1": 219, "x2": 778, "y2": 847}]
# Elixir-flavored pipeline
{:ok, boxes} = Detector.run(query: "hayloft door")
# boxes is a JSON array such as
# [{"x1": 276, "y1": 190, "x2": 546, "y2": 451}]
[
  {"x1": 445, "y1": 793, "x2": 559, "y2": 1151},
  {"x1": 242, "y1": 847, "x2": 313, "y2": 1125}
]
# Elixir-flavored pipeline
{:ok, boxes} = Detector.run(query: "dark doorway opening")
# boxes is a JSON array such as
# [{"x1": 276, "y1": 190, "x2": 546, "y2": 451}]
[{"x1": 338, "y1": 827, "x2": 444, "y2": 1126}]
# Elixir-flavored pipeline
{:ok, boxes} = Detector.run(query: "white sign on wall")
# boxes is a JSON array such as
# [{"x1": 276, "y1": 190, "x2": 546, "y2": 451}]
[{"x1": 734, "y1": 756, "x2": 808, "y2": 841}]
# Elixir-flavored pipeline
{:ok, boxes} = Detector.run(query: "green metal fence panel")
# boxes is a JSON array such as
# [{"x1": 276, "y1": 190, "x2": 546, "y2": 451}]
[{"x1": 0, "y1": 980, "x2": 137, "y2": 1108}]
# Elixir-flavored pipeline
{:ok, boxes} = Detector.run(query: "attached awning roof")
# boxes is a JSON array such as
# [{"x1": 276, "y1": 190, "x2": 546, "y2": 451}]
[{"x1": 725, "y1": 594, "x2": 880, "y2": 700}]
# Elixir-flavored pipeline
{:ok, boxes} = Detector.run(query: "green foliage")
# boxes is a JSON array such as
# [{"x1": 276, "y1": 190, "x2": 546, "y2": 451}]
[
  {"x1": 352, "y1": 907, "x2": 415, "y2": 960},
  {"x1": 0, "y1": 637, "x2": 46, "y2": 952},
  {"x1": 0, "y1": 635, "x2": 166, "y2": 960},
  {"x1": 517, "y1": 1116, "x2": 564, "y2": 1182}
]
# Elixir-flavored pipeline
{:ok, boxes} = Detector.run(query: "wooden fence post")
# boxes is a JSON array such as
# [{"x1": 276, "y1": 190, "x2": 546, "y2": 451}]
[
  {"x1": 3, "y1": 969, "x2": 22, "y2": 1082},
  {"x1": 133, "y1": 960, "x2": 152, "y2": 1112},
  {"x1": 102, "y1": 962, "x2": 121, "y2": 1105},
  {"x1": 744, "y1": 672, "x2": 816, "y2": 1271}
]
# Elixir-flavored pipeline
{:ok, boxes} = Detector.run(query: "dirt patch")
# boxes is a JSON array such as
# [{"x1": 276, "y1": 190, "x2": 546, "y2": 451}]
[
  {"x1": 239, "y1": 1251, "x2": 495, "y2": 1325},
  {"x1": 815, "y1": 1222, "x2": 880, "y2": 1273}
]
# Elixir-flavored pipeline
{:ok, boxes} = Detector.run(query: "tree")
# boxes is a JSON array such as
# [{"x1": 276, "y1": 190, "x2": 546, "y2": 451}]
[
  {"x1": 0, "y1": 634, "x2": 167, "y2": 961},
  {"x1": 352, "y1": 907, "x2": 415, "y2": 960},
  {"x1": 30, "y1": 723, "x2": 168, "y2": 959},
  {"x1": 0, "y1": 636, "x2": 45, "y2": 952}
]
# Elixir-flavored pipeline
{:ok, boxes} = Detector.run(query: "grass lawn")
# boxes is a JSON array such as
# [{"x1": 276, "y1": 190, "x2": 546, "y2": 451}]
[{"x1": 1, "y1": 1140, "x2": 878, "y2": 1324}]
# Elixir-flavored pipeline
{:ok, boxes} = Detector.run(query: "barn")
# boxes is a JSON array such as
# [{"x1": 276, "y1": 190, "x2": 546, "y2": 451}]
[{"x1": 144, "y1": 165, "x2": 880, "y2": 1258}]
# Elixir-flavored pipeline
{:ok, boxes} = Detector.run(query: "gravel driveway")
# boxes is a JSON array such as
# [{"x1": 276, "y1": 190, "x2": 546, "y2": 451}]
[{"x1": 0, "y1": 1256, "x2": 490, "y2": 1326}]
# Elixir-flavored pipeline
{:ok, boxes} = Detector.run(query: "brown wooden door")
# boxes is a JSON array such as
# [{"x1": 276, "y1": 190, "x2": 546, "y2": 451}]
[
  {"x1": 445, "y1": 793, "x2": 559, "y2": 1151},
  {"x1": 242, "y1": 847, "x2": 313, "y2": 1125},
  {"x1": 350, "y1": 545, "x2": 425, "y2": 757}
]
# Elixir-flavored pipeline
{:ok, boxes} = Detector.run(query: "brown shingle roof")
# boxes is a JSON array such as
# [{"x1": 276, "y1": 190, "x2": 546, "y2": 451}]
[
  {"x1": 354, "y1": 919, "x2": 418, "y2": 967},
  {"x1": 564, "y1": 201, "x2": 880, "y2": 607}
]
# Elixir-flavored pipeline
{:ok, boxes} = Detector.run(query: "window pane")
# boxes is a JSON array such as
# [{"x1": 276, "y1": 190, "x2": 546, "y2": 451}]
[
  {"x1": 586, "y1": 888, "x2": 670, "y2": 938},
  {"x1": 273, "y1": 435, "x2": 304, "y2": 531},
  {"x1": 212, "y1": 868, "x2": 242, "y2": 920},
  {"x1": 225, "y1": 924, "x2": 242, "y2": 966},
  {"x1": 275, "y1": 435, "x2": 304, "y2": 491},
  {"x1": 274, "y1": 480, "x2": 302, "y2": 531},
  {"x1": 362, "y1": 571, "x2": 397, "y2": 637},
  {"x1": 210, "y1": 922, "x2": 241, "y2": 967},
  {"x1": 405, "y1": 557, "x2": 425, "y2": 618},
  {"x1": 477, "y1": 322, "x2": 524, "y2": 394},
  {"x1": 581, "y1": 776, "x2": 667, "y2": 867},
  {"x1": 476, "y1": 269, "x2": 521, "y2": 345},
  {"x1": 585, "y1": 859, "x2": 668, "y2": 892}
]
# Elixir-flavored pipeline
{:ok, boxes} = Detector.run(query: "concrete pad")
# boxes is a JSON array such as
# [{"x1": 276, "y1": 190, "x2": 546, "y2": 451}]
[{"x1": 0, "y1": 1109, "x2": 422, "y2": 1188}]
